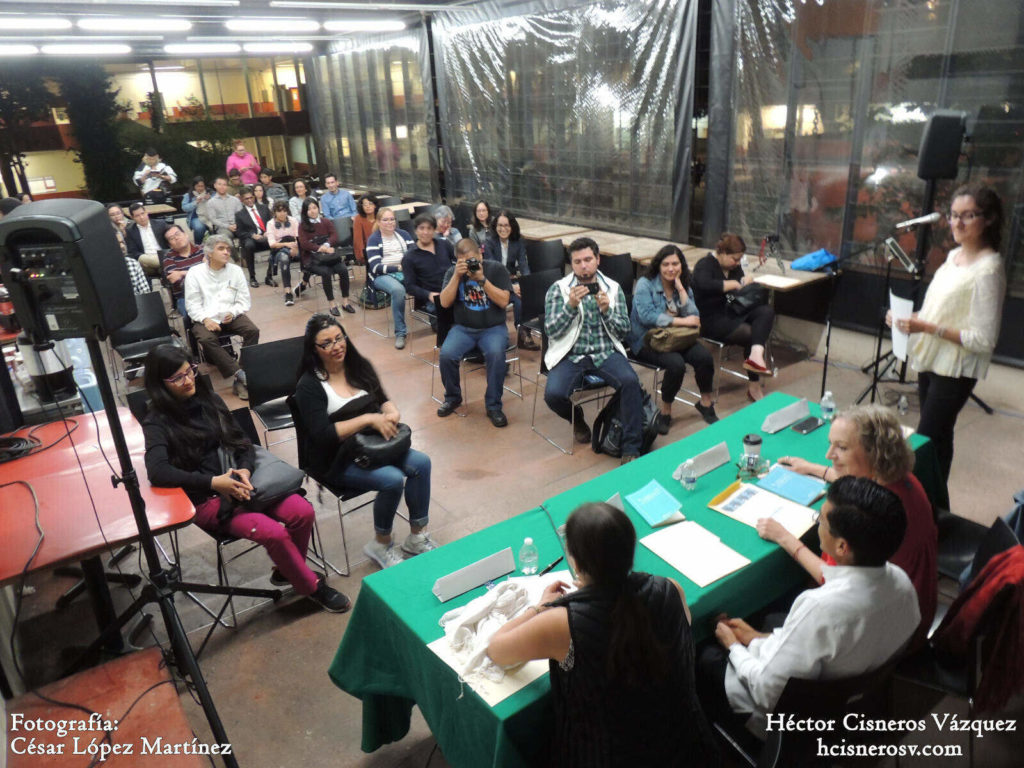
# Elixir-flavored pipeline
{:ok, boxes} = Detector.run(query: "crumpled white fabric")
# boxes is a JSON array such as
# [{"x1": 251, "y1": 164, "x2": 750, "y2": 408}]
[{"x1": 438, "y1": 580, "x2": 531, "y2": 683}]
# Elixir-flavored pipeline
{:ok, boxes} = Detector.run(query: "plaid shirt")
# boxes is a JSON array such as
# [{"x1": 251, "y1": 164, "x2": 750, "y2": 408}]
[
  {"x1": 544, "y1": 276, "x2": 630, "y2": 367},
  {"x1": 125, "y1": 256, "x2": 151, "y2": 295}
]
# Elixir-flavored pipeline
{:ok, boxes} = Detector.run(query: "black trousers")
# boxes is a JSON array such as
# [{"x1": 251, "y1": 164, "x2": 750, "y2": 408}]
[
  {"x1": 917, "y1": 370, "x2": 976, "y2": 483},
  {"x1": 305, "y1": 260, "x2": 350, "y2": 301},
  {"x1": 710, "y1": 305, "x2": 775, "y2": 382},
  {"x1": 239, "y1": 236, "x2": 272, "y2": 281},
  {"x1": 634, "y1": 342, "x2": 716, "y2": 401}
]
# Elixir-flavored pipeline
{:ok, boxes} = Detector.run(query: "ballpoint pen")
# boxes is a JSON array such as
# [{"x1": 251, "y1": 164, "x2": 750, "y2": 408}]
[{"x1": 538, "y1": 556, "x2": 563, "y2": 576}]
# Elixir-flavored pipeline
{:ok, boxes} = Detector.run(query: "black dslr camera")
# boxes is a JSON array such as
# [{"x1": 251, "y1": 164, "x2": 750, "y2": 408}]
[{"x1": 465, "y1": 257, "x2": 481, "y2": 273}]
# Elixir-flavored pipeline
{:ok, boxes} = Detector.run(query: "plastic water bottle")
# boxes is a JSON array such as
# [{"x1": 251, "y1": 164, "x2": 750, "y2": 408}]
[
  {"x1": 740, "y1": 253, "x2": 750, "y2": 271},
  {"x1": 897, "y1": 394, "x2": 909, "y2": 416},
  {"x1": 519, "y1": 537, "x2": 539, "y2": 575},
  {"x1": 682, "y1": 459, "x2": 697, "y2": 492},
  {"x1": 821, "y1": 391, "x2": 836, "y2": 422}
]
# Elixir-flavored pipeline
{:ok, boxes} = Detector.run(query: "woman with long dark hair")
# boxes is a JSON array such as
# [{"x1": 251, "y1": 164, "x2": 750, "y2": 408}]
[
  {"x1": 889, "y1": 183, "x2": 1006, "y2": 482},
  {"x1": 180, "y1": 176, "x2": 211, "y2": 244},
  {"x1": 467, "y1": 199, "x2": 492, "y2": 248},
  {"x1": 296, "y1": 197, "x2": 355, "y2": 316},
  {"x1": 483, "y1": 209, "x2": 537, "y2": 349},
  {"x1": 353, "y1": 193, "x2": 378, "y2": 264},
  {"x1": 488, "y1": 502, "x2": 719, "y2": 767},
  {"x1": 141, "y1": 344, "x2": 350, "y2": 613},
  {"x1": 628, "y1": 244, "x2": 717, "y2": 429},
  {"x1": 293, "y1": 315, "x2": 434, "y2": 569},
  {"x1": 692, "y1": 233, "x2": 775, "y2": 401}
]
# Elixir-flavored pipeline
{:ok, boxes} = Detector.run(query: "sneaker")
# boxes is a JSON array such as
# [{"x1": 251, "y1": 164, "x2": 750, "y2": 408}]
[
  {"x1": 284, "y1": 292, "x2": 294, "y2": 306},
  {"x1": 695, "y1": 402, "x2": 719, "y2": 424},
  {"x1": 232, "y1": 377, "x2": 249, "y2": 401},
  {"x1": 620, "y1": 454, "x2": 639, "y2": 465},
  {"x1": 309, "y1": 580, "x2": 352, "y2": 613},
  {"x1": 294, "y1": 283, "x2": 306, "y2": 298},
  {"x1": 573, "y1": 408, "x2": 591, "y2": 444},
  {"x1": 394, "y1": 335, "x2": 406, "y2": 350},
  {"x1": 402, "y1": 532, "x2": 439, "y2": 556},
  {"x1": 363, "y1": 539, "x2": 405, "y2": 569},
  {"x1": 656, "y1": 412, "x2": 671, "y2": 435},
  {"x1": 249, "y1": 278, "x2": 260, "y2": 288},
  {"x1": 437, "y1": 399, "x2": 461, "y2": 418},
  {"x1": 264, "y1": 275, "x2": 278, "y2": 288},
  {"x1": 487, "y1": 409, "x2": 508, "y2": 428},
  {"x1": 270, "y1": 568, "x2": 323, "y2": 587}
]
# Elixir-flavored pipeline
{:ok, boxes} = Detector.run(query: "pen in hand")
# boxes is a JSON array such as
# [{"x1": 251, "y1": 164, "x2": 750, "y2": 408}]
[{"x1": 538, "y1": 556, "x2": 563, "y2": 576}]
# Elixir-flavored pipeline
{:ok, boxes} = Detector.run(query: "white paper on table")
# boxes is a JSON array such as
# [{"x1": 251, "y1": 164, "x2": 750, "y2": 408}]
[
  {"x1": 711, "y1": 484, "x2": 817, "y2": 539},
  {"x1": 640, "y1": 522, "x2": 750, "y2": 588},
  {"x1": 890, "y1": 291, "x2": 914, "y2": 361},
  {"x1": 427, "y1": 570, "x2": 575, "y2": 707},
  {"x1": 754, "y1": 274, "x2": 801, "y2": 289}
]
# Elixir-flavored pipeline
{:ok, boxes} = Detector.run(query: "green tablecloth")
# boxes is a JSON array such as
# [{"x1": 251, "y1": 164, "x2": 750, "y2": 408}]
[{"x1": 328, "y1": 391, "x2": 946, "y2": 768}]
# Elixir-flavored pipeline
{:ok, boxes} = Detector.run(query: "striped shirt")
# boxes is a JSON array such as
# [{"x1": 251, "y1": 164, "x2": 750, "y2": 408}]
[{"x1": 162, "y1": 245, "x2": 205, "y2": 300}]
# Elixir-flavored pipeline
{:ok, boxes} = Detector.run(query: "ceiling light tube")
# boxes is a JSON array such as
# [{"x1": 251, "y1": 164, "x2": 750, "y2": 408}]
[
  {"x1": 164, "y1": 42, "x2": 241, "y2": 55},
  {"x1": 323, "y1": 20, "x2": 407, "y2": 33},
  {"x1": 225, "y1": 18, "x2": 320, "y2": 33},
  {"x1": 0, "y1": 44, "x2": 40, "y2": 56},
  {"x1": 41, "y1": 43, "x2": 132, "y2": 55},
  {"x1": 272, "y1": 1, "x2": 454, "y2": 9},
  {"x1": 78, "y1": 18, "x2": 192, "y2": 32},
  {"x1": 243, "y1": 42, "x2": 314, "y2": 54},
  {"x1": 1, "y1": 17, "x2": 73, "y2": 30}
]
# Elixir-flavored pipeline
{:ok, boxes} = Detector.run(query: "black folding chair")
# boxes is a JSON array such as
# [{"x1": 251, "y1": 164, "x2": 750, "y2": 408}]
[{"x1": 239, "y1": 337, "x2": 304, "y2": 447}]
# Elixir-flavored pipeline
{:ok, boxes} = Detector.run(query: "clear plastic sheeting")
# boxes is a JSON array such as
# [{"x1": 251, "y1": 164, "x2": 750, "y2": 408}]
[
  {"x1": 308, "y1": 33, "x2": 434, "y2": 199},
  {"x1": 432, "y1": 0, "x2": 695, "y2": 238},
  {"x1": 713, "y1": 0, "x2": 1024, "y2": 296}
]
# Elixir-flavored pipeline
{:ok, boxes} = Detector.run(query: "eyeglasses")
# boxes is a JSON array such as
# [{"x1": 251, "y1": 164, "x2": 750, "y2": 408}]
[
  {"x1": 949, "y1": 211, "x2": 982, "y2": 223},
  {"x1": 316, "y1": 336, "x2": 346, "y2": 351},
  {"x1": 164, "y1": 363, "x2": 198, "y2": 386}
]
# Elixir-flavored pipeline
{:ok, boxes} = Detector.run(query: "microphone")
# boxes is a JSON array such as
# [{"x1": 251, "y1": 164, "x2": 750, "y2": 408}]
[{"x1": 894, "y1": 212, "x2": 941, "y2": 230}]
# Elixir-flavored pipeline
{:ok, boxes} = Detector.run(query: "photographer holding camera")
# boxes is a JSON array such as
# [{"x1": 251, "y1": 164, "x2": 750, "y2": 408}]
[
  {"x1": 544, "y1": 237, "x2": 643, "y2": 465},
  {"x1": 437, "y1": 238, "x2": 513, "y2": 427}
]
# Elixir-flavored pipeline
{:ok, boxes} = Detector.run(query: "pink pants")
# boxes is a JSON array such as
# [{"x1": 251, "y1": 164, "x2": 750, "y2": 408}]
[{"x1": 194, "y1": 493, "x2": 319, "y2": 595}]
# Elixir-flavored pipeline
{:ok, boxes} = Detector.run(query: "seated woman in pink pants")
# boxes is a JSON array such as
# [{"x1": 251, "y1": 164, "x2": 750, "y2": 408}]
[{"x1": 141, "y1": 343, "x2": 350, "y2": 613}]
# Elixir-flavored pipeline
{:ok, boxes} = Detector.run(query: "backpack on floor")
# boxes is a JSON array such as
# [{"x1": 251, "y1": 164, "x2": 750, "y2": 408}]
[
  {"x1": 358, "y1": 284, "x2": 390, "y2": 309},
  {"x1": 591, "y1": 387, "x2": 660, "y2": 458}
]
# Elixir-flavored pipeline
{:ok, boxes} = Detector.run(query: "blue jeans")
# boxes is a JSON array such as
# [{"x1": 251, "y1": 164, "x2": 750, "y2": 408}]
[
  {"x1": 509, "y1": 291, "x2": 522, "y2": 327},
  {"x1": 189, "y1": 219, "x2": 208, "y2": 244},
  {"x1": 545, "y1": 352, "x2": 642, "y2": 455},
  {"x1": 373, "y1": 274, "x2": 407, "y2": 337},
  {"x1": 336, "y1": 449, "x2": 431, "y2": 535},
  {"x1": 439, "y1": 323, "x2": 509, "y2": 411}
]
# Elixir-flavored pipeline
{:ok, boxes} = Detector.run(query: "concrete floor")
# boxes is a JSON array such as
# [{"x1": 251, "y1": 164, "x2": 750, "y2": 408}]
[{"x1": 10, "y1": 266, "x2": 1024, "y2": 767}]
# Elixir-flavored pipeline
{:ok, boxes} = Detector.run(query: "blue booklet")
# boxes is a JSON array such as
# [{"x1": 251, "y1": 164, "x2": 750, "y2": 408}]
[
  {"x1": 624, "y1": 479, "x2": 685, "y2": 527},
  {"x1": 756, "y1": 464, "x2": 827, "y2": 506}
]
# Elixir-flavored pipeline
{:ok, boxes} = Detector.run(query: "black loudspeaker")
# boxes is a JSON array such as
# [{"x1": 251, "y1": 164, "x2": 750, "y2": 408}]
[
  {"x1": 0, "y1": 199, "x2": 136, "y2": 341},
  {"x1": 917, "y1": 110, "x2": 967, "y2": 180}
]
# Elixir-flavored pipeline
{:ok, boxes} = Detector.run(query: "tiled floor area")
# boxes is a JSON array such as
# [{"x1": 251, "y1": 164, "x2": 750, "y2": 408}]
[{"x1": 9, "y1": 266, "x2": 1024, "y2": 767}]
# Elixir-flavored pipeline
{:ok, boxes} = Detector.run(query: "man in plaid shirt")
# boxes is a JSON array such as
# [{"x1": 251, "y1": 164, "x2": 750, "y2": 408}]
[{"x1": 543, "y1": 237, "x2": 643, "y2": 464}]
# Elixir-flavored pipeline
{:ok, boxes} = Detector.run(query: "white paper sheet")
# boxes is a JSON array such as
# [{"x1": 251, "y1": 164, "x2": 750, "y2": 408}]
[
  {"x1": 754, "y1": 274, "x2": 801, "y2": 289},
  {"x1": 711, "y1": 484, "x2": 817, "y2": 538},
  {"x1": 890, "y1": 291, "x2": 914, "y2": 361},
  {"x1": 640, "y1": 522, "x2": 750, "y2": 588}
]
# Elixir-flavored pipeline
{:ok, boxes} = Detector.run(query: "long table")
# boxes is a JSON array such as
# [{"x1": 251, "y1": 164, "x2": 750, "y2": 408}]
[{"x1": 328, "y1": 392, "x2": 945, "y2": 767}]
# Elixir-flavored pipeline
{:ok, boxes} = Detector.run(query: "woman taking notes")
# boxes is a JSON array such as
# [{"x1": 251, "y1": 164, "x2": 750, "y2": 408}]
[
  {"x1": 764, "y1": 404, "x2": 936, "y2": 645},
  {"x1": 141, "y1": 344, "x2": 350, "y2": 613},
  {"x1": 628, "y1": 244, "x2": 718, "y2": 430},
  {"x1": 890, "y1": 183, "x2": 1006, "y2": 483},
  {"x1": 487, "y1": 502, "x2": 719, "y2": 767}
]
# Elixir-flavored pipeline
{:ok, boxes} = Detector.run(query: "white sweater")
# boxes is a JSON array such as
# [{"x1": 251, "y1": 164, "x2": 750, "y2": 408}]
[{"x1": 184, "y1": 262, "x2": 251, "y2": 323}]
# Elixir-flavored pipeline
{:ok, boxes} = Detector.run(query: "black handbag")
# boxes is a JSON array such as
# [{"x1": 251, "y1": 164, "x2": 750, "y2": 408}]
[
  {"x1": 311, "y1": 233, "x2": 340, "y2": 266},
  {"x1": 218, "y1": 445, "x2": 305, "y2": 514},
  {"x1": 349, "y1": 423, "x2": 412, "y2": 469},
  {"x1": 727, "y1": 283, "x2": 770, "y2": 316}
]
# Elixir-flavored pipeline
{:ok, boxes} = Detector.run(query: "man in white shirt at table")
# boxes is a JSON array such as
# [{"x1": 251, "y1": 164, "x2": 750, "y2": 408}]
[
  {"x1": 698, "y1": 476, "x2": 919, "y2": 734},
  {"x1": 184, "y1": 234, "x2": 260, "y2": 400}
]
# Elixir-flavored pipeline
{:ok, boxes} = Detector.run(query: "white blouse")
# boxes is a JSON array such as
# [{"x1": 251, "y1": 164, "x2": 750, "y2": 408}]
[
  {"x1": 911, "y1": 248, "x2": 1005, "y2": 380},
  {"x1": 321, "y1": 381, "x2": 367, "y2": 415}
]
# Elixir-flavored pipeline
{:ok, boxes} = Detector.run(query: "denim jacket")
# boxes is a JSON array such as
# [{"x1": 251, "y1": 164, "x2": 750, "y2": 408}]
[{"x1": 627, "y1": 275, "x2": 700, "y2": 355}]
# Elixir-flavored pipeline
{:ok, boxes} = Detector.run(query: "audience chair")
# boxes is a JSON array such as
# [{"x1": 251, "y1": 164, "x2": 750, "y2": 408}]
[
  {"x1": 240, "y1": 336, "x2": 304, "y2": 447},
  {"x1": 377, "y1": 195, "x2": 402, "y2": 208},
  {"x1": 600, "y1": 252, "x2": 635, "y2": 298},
  {"x1": 518, "y1": 268, "x2": 561, "y2": 383},
  {"x1": 525, "y1": 239, "x2": 567, "y2": 274},
  {"x1": 936, "y1": 509, "x2": 991, "y2": 580},
  {"x1": 429, "y1": 330, "x2": 524, "y2": 415},
  {"x1": 530, "y1": 331, "x2": 612, "y2": 455},
  {"x1": 404, "y1": 294, "x2": 445, "y2": 367},
  {"x1": 288, "y1": 396, "x2": 396, "y2": 576},
  {"x1": 453, "y1": 201, "x2": 474, "y2": 235},
  {"x1": 108, "y1": 291, "x2": 180, "y2": 386},
  {"x1": 361, "y1": 278, "x2": 396, "y2": 339},
  {"x1": 714, "y1": 659, "x2": 900, "y2": 768}
]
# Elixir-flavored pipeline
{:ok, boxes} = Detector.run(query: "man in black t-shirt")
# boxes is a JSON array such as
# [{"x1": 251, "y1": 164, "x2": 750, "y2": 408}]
[{"x1": 437, "y1": 238, "x2": 512, "y2": 427}]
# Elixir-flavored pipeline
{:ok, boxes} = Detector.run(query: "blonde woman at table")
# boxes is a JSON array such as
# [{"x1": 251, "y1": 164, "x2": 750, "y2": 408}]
[
  {"x1": 487, "y1": 502, "x2": 720, "y2": 768},
  {"x1": 888, "y1": 183, "x2": 1006, "y2": 484},
  {"x1": 141, "y1": 344, "x2": 351, "y2": 613},
  {"x1": 765, "y1": 403, "x2": 936, "y2": 646}
]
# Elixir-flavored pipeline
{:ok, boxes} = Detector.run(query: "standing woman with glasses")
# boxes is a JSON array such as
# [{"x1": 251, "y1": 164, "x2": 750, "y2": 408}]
[
  {"x1": 141, "y1": 344, "x2": 351, "y2": 613},
  {"x1": 888, "y1": 184, "x2": 1006, "y2": 482},
  {"x1": 293, "y1": 315, "x2": 435, "y2": 569}
]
